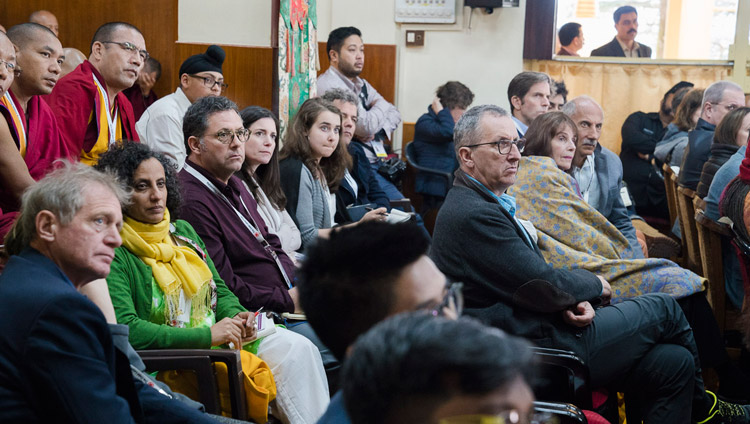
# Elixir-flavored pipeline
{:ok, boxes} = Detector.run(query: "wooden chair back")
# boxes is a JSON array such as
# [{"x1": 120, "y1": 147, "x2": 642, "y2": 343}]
[
  {"x1": 695, "y1": 207, "x2": 732, "y2": 331},
  {"x1": 662, "y1": 164, "x2": 679, "y2": 228},
  {"x1": 677, "y1": 186, "x2": 703, "y2": 275}
]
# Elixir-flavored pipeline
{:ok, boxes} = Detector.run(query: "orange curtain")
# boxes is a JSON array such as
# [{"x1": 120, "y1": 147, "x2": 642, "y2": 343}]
[{"x1": 527, "y1": 60, "x2": 730, "y2": 154}]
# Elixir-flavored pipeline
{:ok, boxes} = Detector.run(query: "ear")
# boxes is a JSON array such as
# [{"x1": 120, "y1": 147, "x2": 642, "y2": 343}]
[
  {"x1": 187, "y1": 135, "x2": 203, "y2": 155},
  {"x1": 35, "y1": 210, "x2": 58, "y2": 243},
  {"x1": 179, "y1": 73, "x2": 189, "y2": 88},
  {"x1": 457, "y1": 146, "x2": 474, "y2": 168},
  {"x1": 510, "y1": 95, "x2": 523, "y2": 111},
  {"x1": 329, "y1": 49, "x2": 338, "y2": 65},
  {"x1": 90, "y1": 41, "x2": 104, "y2": 62}
]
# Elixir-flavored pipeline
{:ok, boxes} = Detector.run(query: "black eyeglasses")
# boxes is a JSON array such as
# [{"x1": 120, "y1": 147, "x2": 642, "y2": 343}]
[
  {"x1": 466, "y1": 138, "x2": 526, "y2": 155},
  {"x1": 101, "y1": 41, "x2": 149, "y2": 62},
  {"x1": 188, "y1": 74, "x2": 229, "y2": 93},
  {"x1": 430, "y1": 282, "x2": 464, "y2": 317},
  {"x1": 207, "y1": 129, "x2": 250, "y2": 144}
]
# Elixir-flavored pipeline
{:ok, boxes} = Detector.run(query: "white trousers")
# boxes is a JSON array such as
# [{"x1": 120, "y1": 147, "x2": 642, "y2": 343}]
[{"x1": 257, "y1": 327, "x2": 330, "y2": 424}]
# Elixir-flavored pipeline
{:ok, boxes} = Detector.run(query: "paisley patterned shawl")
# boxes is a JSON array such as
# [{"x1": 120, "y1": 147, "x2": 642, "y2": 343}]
[{"x1": 508, "y1": 156, "x2": 704, "y2": 302}]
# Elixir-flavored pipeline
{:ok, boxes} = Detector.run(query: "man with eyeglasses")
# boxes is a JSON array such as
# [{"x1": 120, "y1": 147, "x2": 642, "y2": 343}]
[
  {"x1": 431, "y1": 104, "x2": 750, "y2": 423},
  {"x1": 47, "y1": 22, "x2": 145, "y2": 165},
  {"x1": 177, "y1": 97, "x2": 336, "y2": 417},
  {"x1": 137, "y1": 45, "x2": 227, "y2": 170},
  {"x1": 342, "y1": 313, "x2": 538, "y2": 424},
  {"x1": 679, "y1": 80, "x2": 746, "y2": 191},
  {"x1": 296, "y1": 220, "x2": 450, "y2": 423}
]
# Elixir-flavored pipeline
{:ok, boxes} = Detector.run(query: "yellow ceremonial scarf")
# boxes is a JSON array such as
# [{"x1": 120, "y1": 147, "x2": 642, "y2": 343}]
[
  {"x1": 80, "y1": 85, "x2": 122, "y2": 166},
  {"x1": 0, "y1": 92, "x2": 27, "y2": 158},
  {"x1": 120, "y1": 210, "x2": 213, "y2": 324}
]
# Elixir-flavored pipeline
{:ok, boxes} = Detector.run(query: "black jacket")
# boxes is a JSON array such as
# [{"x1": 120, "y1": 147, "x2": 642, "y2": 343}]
[
  {"x1": 620, "y1": 111, "x2": 668, "y2": 218},
  {"x1": 430, "y1": 170, "x2": 602, "y2": 354},
  {"x1": 591, "y1": 37, "x2": 652, "y2": 58},
  {"x1": 696, "y1": 143, "x2": 739, "y2": 199},
  {"x1": 679, "y1": 118, "x2": 716, "y2": 191}
]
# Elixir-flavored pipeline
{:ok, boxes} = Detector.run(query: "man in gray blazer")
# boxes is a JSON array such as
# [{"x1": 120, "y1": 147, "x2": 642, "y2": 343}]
[{"x1": 563, "y1": 96, "x2": 679, "y2": 258}]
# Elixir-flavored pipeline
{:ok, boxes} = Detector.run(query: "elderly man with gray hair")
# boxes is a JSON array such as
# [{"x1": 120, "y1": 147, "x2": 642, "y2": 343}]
[
  {"x1": 679, "y1": 80, "x2": 746, "y2": 191},
  {"x1": 430, "y1": 104, "x2": 750, "y2": 423},
  {"x1": 0, "y1": 163, "x2": 224, "y2": 423}
]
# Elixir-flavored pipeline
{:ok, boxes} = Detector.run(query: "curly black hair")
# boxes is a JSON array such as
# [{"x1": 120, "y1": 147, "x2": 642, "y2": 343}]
[{"x1": 95, "y1": 140, "x2": 182, "y2": 220}]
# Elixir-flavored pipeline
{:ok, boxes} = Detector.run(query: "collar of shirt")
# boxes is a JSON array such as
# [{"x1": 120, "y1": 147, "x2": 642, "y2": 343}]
[
  {"x1": 328, "y1": 66, "x2": 364, "y2": 94},
  {"x1": 616, "y1": 37, "x2": 640, "y2": 57},
  {"x1": 572, "y1": 154, "x2": 596, "y2": 200},
  {"x1": 465, "y1": 174, "x2": 517, "y2": 217},
  {"x1": 511, "y1": 115, "x2": 528, "y2": 136},
  {"x1": 174, "y1": 87, "x2": 192, "y2": 109}
]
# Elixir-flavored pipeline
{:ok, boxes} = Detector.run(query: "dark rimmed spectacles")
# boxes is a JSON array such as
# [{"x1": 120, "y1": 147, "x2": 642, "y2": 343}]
[
  {"x1": 430, "y1": 282, "x2": 464, "y2": 317},
  {"x1": 207, "y1": 129, "x2": 250, "y2": 144},
  {"x1": 101, "y1": 41, "x2": 149, "y2": 62},
  {"x1": 188, "y1": 74, "x2": 229, "y2": 93},
  {"x1": 466, "y1": 138, "x2": 526, "y2": 155}
]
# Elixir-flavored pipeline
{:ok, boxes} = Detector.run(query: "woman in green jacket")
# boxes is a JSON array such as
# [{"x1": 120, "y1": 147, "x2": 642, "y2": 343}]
[{"x1": 98, "y1": 141, "x2": 329, "y2": 424}]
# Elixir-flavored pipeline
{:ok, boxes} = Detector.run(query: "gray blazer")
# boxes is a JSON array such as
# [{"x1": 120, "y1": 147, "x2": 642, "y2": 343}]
[{"x1": 592, "y1": 145, "x2": 643, "y2": 259}]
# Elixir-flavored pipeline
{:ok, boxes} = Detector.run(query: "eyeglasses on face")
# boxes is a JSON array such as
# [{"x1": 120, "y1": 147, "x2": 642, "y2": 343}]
[
  {"x1": 0, "y1": 59, "x2": 16, "y2": 73},
  {"x1": 430, "y1": 282, "x2": 464, "y2": 318},
  {"x1": 465, "y1": 138, "x2": 526, "y2": 155},
  {"x1": 439, "y1": 410, "x2": 555, "y2": 424},
  {"x1": 101, "y1": 41, "x2": 149, "y2": 62},
  {"x1": 711, "y1": 102, "x2": 741, "y2": 112},
  {"x1": 206, "y1": 128, "x2": 250, "y2": 144},
  {"x1": 188, "y1": 74, "x2": 229, "y2": 92}
]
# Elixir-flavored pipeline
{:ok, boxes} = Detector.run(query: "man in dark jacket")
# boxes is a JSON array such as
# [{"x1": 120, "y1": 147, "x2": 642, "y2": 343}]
[
  {"x1": 430, "y1": 104, "x2": 750, "y2": 423},
  {"x1": 620, "y1": 81, "x2": 693, "y2": 219},
  {"x1": 591, "y1": 6, "x2": 651, "y2": 58},
  {"x1": 679, "y1": 80, "x2": 745, "y2": 191}
]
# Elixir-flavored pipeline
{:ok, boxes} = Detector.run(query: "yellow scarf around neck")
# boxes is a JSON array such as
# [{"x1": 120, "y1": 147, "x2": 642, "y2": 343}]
[{"x1": 120, "y1": 210, "x2": 213, "y2": 324}]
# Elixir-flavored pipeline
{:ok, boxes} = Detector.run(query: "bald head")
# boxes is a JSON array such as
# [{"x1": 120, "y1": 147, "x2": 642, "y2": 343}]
[
  {"x1": 562, "y1": 96, "x2": 604, "y2": 118},
  {"x1": 61, "y1": 47, "x2": 85, "y2": 77},
  {"x1": 29, "y1": 10, "x2": 58, "y2": 37}
]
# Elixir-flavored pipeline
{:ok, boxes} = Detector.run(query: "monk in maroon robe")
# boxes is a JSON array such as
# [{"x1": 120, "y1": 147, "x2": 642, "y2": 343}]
[{"x1": 46, "y1": 22, "x2": 145, "y2": 165}]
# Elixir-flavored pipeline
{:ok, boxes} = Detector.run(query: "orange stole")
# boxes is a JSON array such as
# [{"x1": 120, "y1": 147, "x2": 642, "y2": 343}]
[
  {"x1": 80, "y1": 83, "x2": 123, "y2": 166},
  {"x1": 0, "y1": 92, "x2": 27, "y2": 158}
]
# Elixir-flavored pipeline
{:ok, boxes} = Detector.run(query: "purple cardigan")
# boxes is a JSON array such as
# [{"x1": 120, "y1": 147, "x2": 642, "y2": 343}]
[{"x1": 178, "y1": 159, "x2": 295, "y2": 312}]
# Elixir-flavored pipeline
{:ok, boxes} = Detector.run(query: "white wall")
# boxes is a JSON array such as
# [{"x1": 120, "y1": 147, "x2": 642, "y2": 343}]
[
  {"x1": 178, "y1": 0, "x2": 273, "y2": 47},
  {"x1": 178, "y1": 0, "x2": 526, "y2": 125}
]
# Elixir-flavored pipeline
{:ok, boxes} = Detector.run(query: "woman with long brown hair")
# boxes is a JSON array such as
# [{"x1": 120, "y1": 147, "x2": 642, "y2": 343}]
[{"x1": 279, "y1": 98, "x2": 384, "y2": 248}]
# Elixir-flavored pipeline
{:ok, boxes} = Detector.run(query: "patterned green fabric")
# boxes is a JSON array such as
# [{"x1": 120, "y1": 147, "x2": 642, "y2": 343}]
[
  {"x1": 508, "y1": 156, "x2": 704, "y2": 301},
  {"x1": 278, "y1": 0, "x2": 318, "y2": 139}
]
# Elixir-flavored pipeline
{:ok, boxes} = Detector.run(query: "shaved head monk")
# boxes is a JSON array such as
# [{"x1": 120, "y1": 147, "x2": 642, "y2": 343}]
[
  {"x1": 28, "y1": 10, "x2": 59, "y2": 37},
  {"x1": 47, "y1": 22, "x2": 146, "y2": 165},
  {"x1": 0, "y1": 23, "x2": 69, "y2": 239},
  {"x1": 61, "y1": 47, "x2": 86, "y2": 77}
]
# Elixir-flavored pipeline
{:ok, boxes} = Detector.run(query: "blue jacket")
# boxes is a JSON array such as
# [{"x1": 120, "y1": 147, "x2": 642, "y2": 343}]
[
  {"x1": 679, "y1": 118, "x2": 716, "y2": 191},
  {"x1": 412, "y1": 106, "x2": 458, "y2": 197},
  {"x1": 592, "y1": 144, "x2": 643, "y2": 259},
  {"x1": 0, "y1": 248, "x2": 217, "y2": 424}
]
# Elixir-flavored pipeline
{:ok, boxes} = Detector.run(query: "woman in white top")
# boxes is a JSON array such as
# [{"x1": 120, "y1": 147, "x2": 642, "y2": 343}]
[{"x1": 237, "y1": 106, "x2": 302, "y2": 258}]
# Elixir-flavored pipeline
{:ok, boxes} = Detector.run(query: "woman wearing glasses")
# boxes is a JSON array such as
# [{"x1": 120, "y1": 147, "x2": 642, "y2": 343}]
[
  {"x1": 279, "y1": 98, "x2": 385, "y2": 249},
  {"x1": 98, "y1": 141, "x2": 330, "y2": 424}
]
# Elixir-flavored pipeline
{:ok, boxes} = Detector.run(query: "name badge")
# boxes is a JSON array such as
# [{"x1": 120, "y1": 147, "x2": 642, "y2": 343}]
[
  {"x1": 371, "y1": 140, "x2": 388, "y2": 158},
  {"x1": 620, "y1": 186, "x2": 633, "y2": 207}
]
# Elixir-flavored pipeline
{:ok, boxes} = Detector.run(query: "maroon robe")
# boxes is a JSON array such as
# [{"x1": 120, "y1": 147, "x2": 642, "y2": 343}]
[
  {"x1": 123, "y1": 85, "x2": 158, "y2": 122},
  {"x1": 46, "y1": 60, "x2": 138, "y2": 160},
  {"x1": 0, "y1": 91, "x2": 70, "y2": 240}
]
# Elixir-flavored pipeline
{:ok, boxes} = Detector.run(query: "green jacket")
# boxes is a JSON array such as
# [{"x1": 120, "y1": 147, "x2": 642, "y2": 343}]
[{"x1": 107, "y1": 219, "x2": 247, "y2": 350}]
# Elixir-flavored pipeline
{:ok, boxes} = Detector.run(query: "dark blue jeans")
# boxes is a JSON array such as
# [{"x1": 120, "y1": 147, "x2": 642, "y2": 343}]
[{"x1": 581, "y1": 293, "x2": 711, "y2": 423}]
